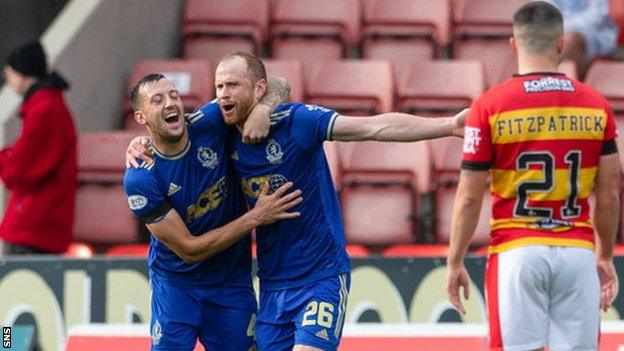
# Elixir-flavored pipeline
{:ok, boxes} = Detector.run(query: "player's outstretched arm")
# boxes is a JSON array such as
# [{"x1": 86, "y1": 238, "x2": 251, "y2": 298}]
[
  {"x1": 330, "y1": 108, "x2": 468, "y2": 142},
  {"x1": 146, "y1": 181, "x2": 302, "y2": 263},
  {"x1": 446, "y1": 169, "x2": 488, "y2": 315},
  {"x1": 242, "y1": 77, "x2": 291, "y2": 144},
  {"x1": 594, "y1": 152, "x2": 620, "y2": 311}
]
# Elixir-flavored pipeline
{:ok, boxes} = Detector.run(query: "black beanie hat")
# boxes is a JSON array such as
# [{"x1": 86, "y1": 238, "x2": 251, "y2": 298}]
[{"x1": 6, "y1": 41, "x2": 47, "y2": 78}]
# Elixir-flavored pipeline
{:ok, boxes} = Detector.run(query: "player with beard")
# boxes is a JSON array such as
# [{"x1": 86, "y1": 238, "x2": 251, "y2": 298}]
[
  {"x1": 213, "y1": 52, "x2": 465, "y2": 351},
  {"x1": 124, "y1": 73, "x2": 302, "y2": 351},
  {"x1": 127, "y1": 52, "x2": 466, "y2": 350}
]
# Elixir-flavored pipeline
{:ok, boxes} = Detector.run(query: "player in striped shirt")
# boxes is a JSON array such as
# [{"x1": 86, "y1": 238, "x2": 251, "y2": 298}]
[{"x1": 446, "y1": 2, "x2": 620, "y2": 350}]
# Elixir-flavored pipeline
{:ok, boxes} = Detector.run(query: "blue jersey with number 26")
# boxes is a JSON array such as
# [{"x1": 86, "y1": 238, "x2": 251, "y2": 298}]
[{"x1": 225, "y1": 102, "x2": 350, "y2": 291}]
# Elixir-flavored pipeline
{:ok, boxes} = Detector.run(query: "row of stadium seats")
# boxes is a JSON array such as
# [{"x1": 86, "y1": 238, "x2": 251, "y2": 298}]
[
  {"x1": 72, "y1": 131, "x2": 624, "y2": 251},
  {"x1": 71, "y1": 132, "x2": 480, "y2": 249},
  {"x1": 180, "y1": 0, "x2": 623, "y2": 87},
  {"x1": 73, "y1": 0, "x2": 624, "y2": 254},
  {"x1": 328, "y1": 137, "x2": 491, "y2": 246},
  {"x1": 181, "y1": 0, "x2": 529, "y2": 86},
  {"x1": 122, "y1": 57, "x2": 624, "y2": 130}
]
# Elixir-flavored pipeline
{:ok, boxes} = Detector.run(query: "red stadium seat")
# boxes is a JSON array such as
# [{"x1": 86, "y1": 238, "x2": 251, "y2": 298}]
[
  {"x1": 124, "y1": 59, "x2": 213, "y2": 129},
  {"x1": 74, "y1": 131, "x2": 145, "y2": 245},
  {"x1": 339, "y1": 141, "x2": 433, "y2": 194},
  {"x1": 339, "y1": 141, "x2": 433, "y2": 245},
  {"x1": 451, "y1": 0, "x2": 528, "y2": 87},
  {"x1": 74, "y1": 184, "x2": 141, "y2": 244},
  {"x1": 106, "y1": 244, "x2": 149, "y2": 257},
  {"x1": 341, "y1": 184, "x2": 417, "y2": 245},
  {"x1": 453, "y1": 39, "x2": 515, "y2": 88},
  {"x1": 63, "y1": 242, "x2": 95, "y2": 258},
  {"x1": 362, "y1": 0, "x2": 451, "y2": 81},
  {"x1": 434, "y1": 182, "x2": 491, "y2": 245},
  {"x1": 270, "y1": 0, "x2": 361, "y2": 79},
  {"x1": 584, "y1": 60, "x2": 624, "y2": 113},
  {"x1": 181, "y1": 0, "x2": 269, "y2": 61},
  {"x1": 78, "y1": 131, "x2": 146, "y2": 182},
  {"x1": 345, "y1": 244, "x2": 371, "y2": 257},
  {"x1": 397, "y1": 59, "x2": 484, "y2": 115},
  {"x1": 306, "y1": 60, "x2": 394, "y2": 115},
  {"x1": 429, "y1": 137, "x2": 464, "y2": 183},
  {"x1": 453, "y1": 0, "x2": 528, "y2": 35},
  {"x1": 429, "y1": 137, "x2": 490, "y2": 245},
  {"x1": 263, "y1": 59, "x2": 305, "y2": 102}
]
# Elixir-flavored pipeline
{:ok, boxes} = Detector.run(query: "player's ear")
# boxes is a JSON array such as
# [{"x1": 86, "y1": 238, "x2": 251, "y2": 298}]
[
  {"x1": 255, "y1": 78, "x2": 267, "y2": 100},
  {"x1": 134, "y1": 110, "x2": 147, "y2": 125},
  {"x1": 509, "y1": 36, "x2": 518, "y2": 53},
  {"x1": 556, "y1": 35, "x2": 564, "y2": 54}
]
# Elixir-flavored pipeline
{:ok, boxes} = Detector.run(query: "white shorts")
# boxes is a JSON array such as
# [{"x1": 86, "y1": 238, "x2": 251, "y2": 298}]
[{"x1": 485, "y1": 245, "x2": 600, "y2": 351}]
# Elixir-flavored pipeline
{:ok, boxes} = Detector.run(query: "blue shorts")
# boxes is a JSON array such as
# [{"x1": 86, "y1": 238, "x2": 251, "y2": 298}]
[
  {"x1": 150, "y1": 277, "x2": 257, "y2": 351},
  {"x1": 256, "y1": 273, "x2": 350, "y2": 351}
]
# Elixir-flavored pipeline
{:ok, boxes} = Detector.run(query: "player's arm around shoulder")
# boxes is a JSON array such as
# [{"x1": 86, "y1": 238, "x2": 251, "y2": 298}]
[
  {"x1": 329, "y1": 109, "x2": 468, "y2": 142},
  {"x1": 242, "y1": 77, "x2": 291, "y2": 144}
]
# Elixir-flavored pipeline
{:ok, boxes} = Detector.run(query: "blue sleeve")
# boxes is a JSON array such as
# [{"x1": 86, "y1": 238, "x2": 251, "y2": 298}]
[
  {"x1": 123, "y1": 168, "x2": 169, "y2": 223},
  {"x1": 291, "y1": 104, "x2": 339, "y2": 150},
  {"x1": 187, "y1": 99, "x2": 229, "y2": 138}
]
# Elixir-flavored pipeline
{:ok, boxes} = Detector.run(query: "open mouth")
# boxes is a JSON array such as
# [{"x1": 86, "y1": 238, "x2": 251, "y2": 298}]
[
  {"x1": 164, "y1": 111, "x2": 180, "y2": 125},
  {"x1": 222, "y1": 104, "x2": 235, "y2": 114}
]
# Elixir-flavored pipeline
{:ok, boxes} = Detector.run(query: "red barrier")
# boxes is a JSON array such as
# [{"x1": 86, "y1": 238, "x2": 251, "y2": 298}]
[{"x1": 65, "y1": 323, "x2": 624, "y2": 351}]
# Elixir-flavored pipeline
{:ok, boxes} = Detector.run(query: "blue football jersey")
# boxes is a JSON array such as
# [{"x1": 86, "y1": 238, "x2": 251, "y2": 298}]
[
  {"x1": 124, "y1": 102, "x2": 251, "y2": 288},
  {"x1": 227, "y1": 102, "x2": 351, "y2": 291}
]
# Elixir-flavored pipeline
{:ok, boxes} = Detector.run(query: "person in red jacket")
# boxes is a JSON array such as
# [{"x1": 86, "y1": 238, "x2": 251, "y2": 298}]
[{"x1": 0, "y1": 41, "x2": 77, "y2": 254}]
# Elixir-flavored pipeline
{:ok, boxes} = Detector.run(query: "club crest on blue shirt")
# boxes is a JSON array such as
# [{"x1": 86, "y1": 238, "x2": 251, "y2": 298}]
[
  {"x1": 151, "y1": 320, "x2": 162, "y2": 345},
  {"x1": 266, "y1": 139, "x2": 284, "y2": 164},
  {"x1": 197, "y1": 146, "x2": 219, "y2": 169}
]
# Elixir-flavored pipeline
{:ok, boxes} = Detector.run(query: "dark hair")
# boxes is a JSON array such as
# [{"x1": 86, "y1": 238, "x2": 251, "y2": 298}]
[
  {"x1": 217, "y1": 51, "x2": 267, "y2": 84},
  {"x1": 129, "y1": 73, "x2": 166, "y2": 111},
  {"x1": 6, "y1": 41, "x2": 47, "y2": 78},
  {"x1": 513, "y1": 1, "x2": 563, "y2": 53}
]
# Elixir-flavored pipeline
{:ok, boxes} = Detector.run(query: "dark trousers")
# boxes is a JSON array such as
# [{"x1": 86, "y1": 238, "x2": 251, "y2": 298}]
[{"x1": 1, "y1": 242, "x2": 49, "y2": 255}]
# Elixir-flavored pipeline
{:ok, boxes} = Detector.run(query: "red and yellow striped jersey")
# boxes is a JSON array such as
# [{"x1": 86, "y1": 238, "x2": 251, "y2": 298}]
[{"x1": 462, "y1": 72, "x2": 618, "y2": 254}]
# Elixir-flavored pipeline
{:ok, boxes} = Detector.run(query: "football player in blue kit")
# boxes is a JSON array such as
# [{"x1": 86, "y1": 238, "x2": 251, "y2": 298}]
[
  {"x1": 127, "y1": 53, "x2": 466, "y2": 350},
  {"x1": 212, "y1": 52, "x2": 466, "y2": 351},
  {"x1": 123, "y1": 73, "x2": 303, "y2": 351}
]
